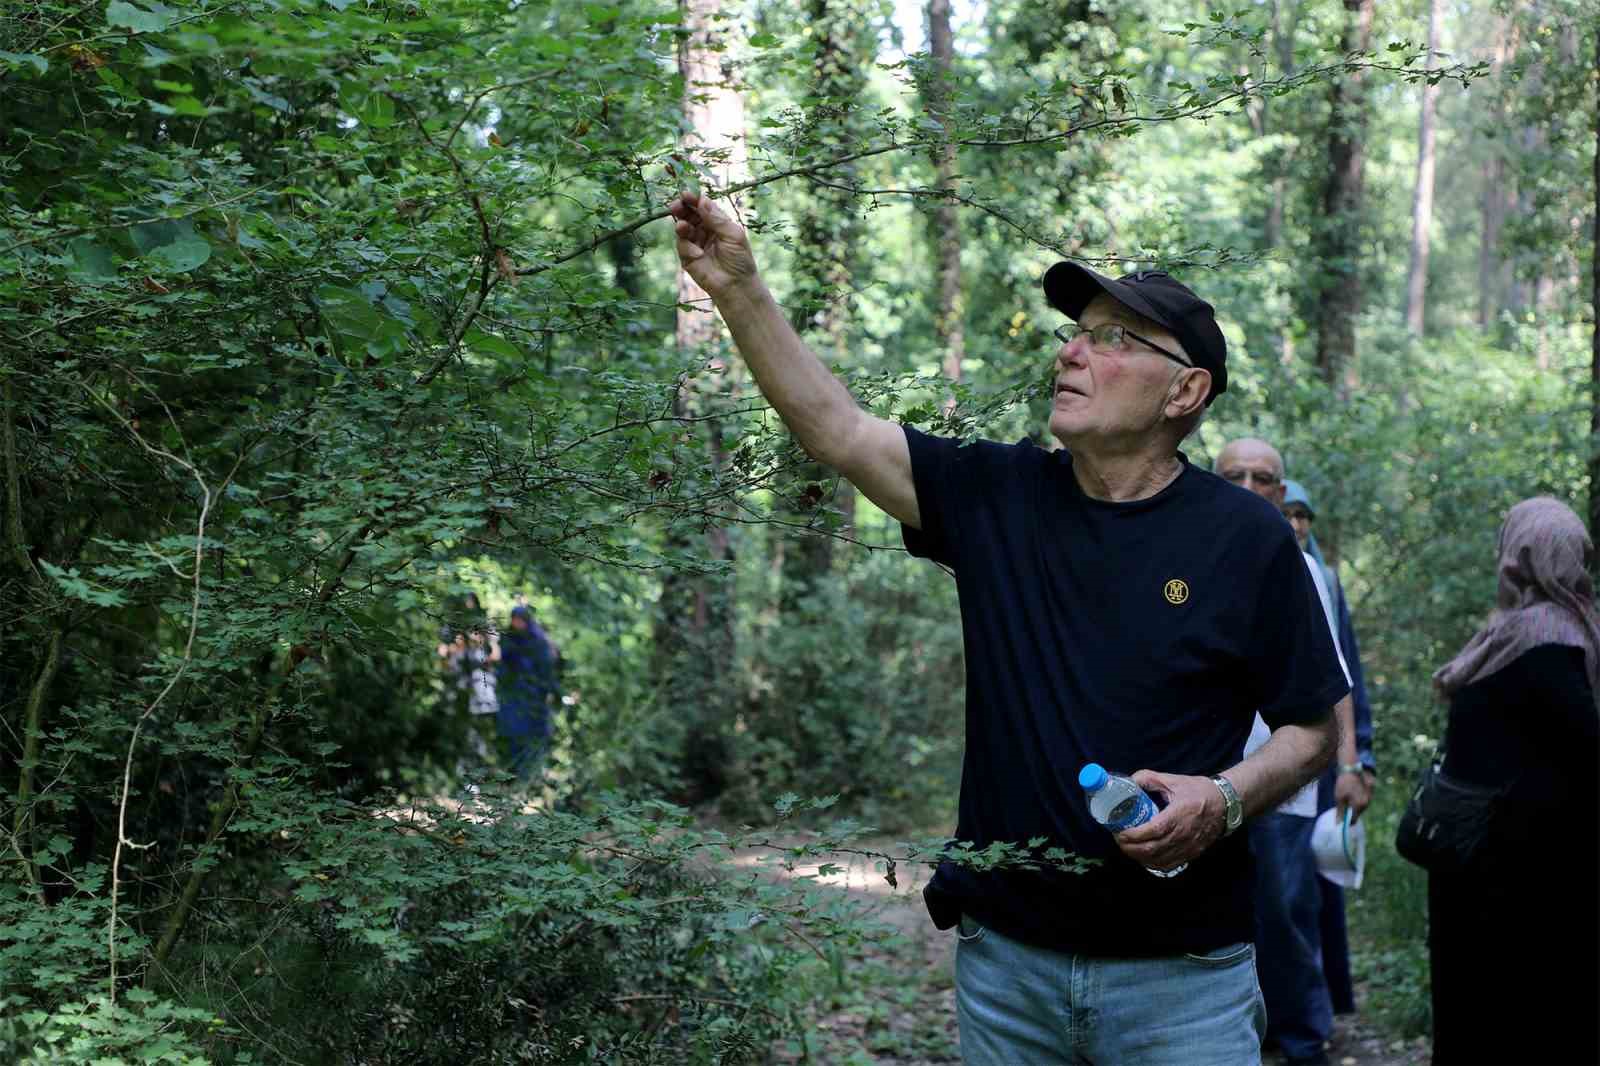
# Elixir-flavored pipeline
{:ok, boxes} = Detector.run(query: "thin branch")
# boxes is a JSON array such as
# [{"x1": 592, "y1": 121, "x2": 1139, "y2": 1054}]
[
  {"x1": 0, "y1": 186, "x2": 265, "y2": 257},
  {"x1": 510, "y1": 56, "x2": 1471, "y2": 281},
  {"x1": 89, "y1": 386, "x2": 212, "y2": 1002},
  {"x1": 39, "y1": 4, "x2": 234, "y2": 54}
]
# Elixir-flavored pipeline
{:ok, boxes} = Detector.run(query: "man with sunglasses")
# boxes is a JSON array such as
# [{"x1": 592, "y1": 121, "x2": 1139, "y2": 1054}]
[{"x1": 668, "y1": 189, "x2": 1349, "y2": 1065}]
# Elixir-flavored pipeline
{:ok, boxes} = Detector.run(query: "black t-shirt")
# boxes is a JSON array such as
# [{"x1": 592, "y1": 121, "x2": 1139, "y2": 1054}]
[{"x1": 902, "y1": 426, "x2": 1349, "y2": 956}]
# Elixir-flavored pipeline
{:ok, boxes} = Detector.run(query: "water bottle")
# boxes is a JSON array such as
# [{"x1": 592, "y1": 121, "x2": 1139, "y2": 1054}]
[{"x1": 1078, "y1": 763, "x2": 1185, "y2": 877}]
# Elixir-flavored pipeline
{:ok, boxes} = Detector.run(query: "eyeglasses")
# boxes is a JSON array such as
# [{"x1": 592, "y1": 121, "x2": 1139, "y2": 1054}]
[
  {"x1": 1053, "y1": 322, "x2": 1191, "y2": 368},
  {"x1": 1221, "y1": 469, "x2": 1282, "y2": 488}
]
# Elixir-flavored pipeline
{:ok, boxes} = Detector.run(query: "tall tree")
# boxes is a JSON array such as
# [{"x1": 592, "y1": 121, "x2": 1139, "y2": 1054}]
[
  {"x1": 1264, "y1": 0, "x2": 1300, "y2": 255},
  {"x1": 1313, "y1": 0, "x2": 1375, "y2": 390},
  {"x1": 657, "y1": 0, "x2": 750, "y2": 798},
  {"x1": 1477, "y1": 12, "x2": 1517, "y2": 328},
  {"x1": 1590, "y1": 22, "x2": 1599, "y2": 543},
  {"x1": 782, "y1": 0, "x2": 871, "y2": 589},
  {"x1": 1404, "y1": 0, "x2": 1443, "y2": 335},
  {"x1": 927, "y1": 0, "x2": 966, "y2": 393}
]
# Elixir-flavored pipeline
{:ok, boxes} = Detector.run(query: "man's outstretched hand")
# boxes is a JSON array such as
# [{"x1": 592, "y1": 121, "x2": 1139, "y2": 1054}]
[
  {"x1": 667, "y1": 189, "x2": 759, "y2": 298},
  {"x1": 1114, "y1": 770, "x2": 1227, "y2": 872}
]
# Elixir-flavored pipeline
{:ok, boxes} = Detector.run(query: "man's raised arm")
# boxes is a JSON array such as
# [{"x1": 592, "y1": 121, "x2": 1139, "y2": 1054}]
[{"x1": 667, "y1": 190, "x2": 920, "y2": 528}]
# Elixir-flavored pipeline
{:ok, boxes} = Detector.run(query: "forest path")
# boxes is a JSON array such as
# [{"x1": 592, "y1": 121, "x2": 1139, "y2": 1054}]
[{"x1": 750, "y1": 838, "x2": 1430, "y2": 1066}]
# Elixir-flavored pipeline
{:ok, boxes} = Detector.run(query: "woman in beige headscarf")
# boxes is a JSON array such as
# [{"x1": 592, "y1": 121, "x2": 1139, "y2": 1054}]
[{"x1": 1426, "y1": 497, "x2": 1598, "y2": 1066}]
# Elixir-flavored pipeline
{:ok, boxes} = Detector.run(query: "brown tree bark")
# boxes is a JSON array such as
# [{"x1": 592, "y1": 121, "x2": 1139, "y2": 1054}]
[
  {"x1": 1313, "y1": 0, "x2": 1373, "y2": 392},
  {"x1": 1405, "y1": 0, "x2": 1442, "y2": 335}
]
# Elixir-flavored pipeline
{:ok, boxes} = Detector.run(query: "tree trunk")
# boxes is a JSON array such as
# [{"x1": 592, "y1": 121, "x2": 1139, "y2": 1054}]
[
  {"x1": 657, "y1": 0, "x2": 749, "y2": 801},
  {"x1": 1404, "y1": 0, "x2": 1442, "y2": 335},
  {"x1": 1264, "y1": 0, "x2": 1298, "y2": 254},
  {"x1": 1590, "y1": 23, "x2": 1599, "y2": 544},
  {"x1": 1478, "y1": 13, "x2": 1516, "y2": 329},
  {"x1": 928, "y1": 0, "x2": 965, "y2": 394},
  {"x1": 1313, "y1": 0, "x2": 1373, "y2": 392}
]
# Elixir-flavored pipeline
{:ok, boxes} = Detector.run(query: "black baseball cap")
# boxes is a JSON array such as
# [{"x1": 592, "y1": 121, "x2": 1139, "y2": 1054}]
[{"x1": 1042, "y1": 261, "x2": 1228, "y2": 404}]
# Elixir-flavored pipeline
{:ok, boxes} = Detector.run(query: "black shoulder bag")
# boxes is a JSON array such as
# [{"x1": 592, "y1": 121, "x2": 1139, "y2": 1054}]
[{"x1": 1394, "y1": 750, "x2": 1504, "y2": 875}]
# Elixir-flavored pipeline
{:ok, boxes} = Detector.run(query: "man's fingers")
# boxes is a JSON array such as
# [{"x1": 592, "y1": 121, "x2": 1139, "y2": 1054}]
[
  {"x1": 1114, "y1": 805, "x2": 1174, "y2": 845},
  {"x1": 684, "y1": 192, "x2": 742, "y2": 238}
]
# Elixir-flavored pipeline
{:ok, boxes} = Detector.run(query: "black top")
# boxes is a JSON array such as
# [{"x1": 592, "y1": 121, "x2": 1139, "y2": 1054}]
[
  {"x1": 1441, "y1": 642, "x2": 1598, "y2": 863},
  {"x1": 902, "y1": 427, "x2": 1349, "y2": 955}
]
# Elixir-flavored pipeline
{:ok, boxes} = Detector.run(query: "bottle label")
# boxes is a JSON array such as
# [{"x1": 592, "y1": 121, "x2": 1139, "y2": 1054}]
[{"x1": 1104, "y1": 793, "x2": 1155, "y2": 831}]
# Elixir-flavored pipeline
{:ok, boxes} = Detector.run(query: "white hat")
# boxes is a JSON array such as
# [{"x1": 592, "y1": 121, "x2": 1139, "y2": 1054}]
[{"x1": 1312, "y1": 807, "x2": 1365, "y2": 889}]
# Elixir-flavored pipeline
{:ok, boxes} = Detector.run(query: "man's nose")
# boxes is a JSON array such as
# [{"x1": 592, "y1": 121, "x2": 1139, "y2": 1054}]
[{"x1": 1056, "y1": 336, "x2": 1088, "y2": 370}]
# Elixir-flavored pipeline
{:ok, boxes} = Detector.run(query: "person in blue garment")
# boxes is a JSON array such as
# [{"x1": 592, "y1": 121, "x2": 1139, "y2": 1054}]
[
  {"x1": 495, "y1": 603, "x2": 562, "y2": 781},
  {"x1": 1280, "y1": 479, "x2": 1376, "y2": 1018}
]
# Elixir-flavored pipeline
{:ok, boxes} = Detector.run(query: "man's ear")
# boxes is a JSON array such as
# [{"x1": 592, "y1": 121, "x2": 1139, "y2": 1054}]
[{"x1": 1166, "y1": 367, "x2": 1211, "y2": 419}]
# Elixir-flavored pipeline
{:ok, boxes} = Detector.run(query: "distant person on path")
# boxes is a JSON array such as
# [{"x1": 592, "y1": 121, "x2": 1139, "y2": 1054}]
[
  {"x1": 1280, "y1": 478, "x2": 1375, "y2": 1018},
  {"x1": 439, "y1": 592, "x2": 501, "y2": 777},
  {"x1": 496, "y1": 603, "x2": 562, "y2": 782},
  {"x1": 1425, "y1": 497, "x2": 1598, "y2": 1066},
  {"x1": 667, "y1": 188, "x2": 1354, "y2": 1064},
  {"x1": 1216, "y1": 441, "x2": 1369, "y2": 1066}
]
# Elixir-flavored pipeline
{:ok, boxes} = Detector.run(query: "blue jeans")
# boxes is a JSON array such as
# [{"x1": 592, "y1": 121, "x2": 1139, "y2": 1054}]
[
  {"x1": 1250, "y1": 812, "x2": 1333, "y2": 1061},
  {"x1": 954, "y1": 916, "x2": 1265, "y2": 1065}
]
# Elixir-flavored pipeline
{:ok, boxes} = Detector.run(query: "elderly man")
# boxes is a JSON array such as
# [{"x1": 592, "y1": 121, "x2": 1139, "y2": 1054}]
[
  {"x1": 1282, "y1": 478, "x2": 1376, "y2": 1019},
  {"x1": 1216, "y1": 440, "x2": 1370, "y2": 1066},
  {"x1": 668, "y1": 189, "x2": 1351, "y2": 1065}
]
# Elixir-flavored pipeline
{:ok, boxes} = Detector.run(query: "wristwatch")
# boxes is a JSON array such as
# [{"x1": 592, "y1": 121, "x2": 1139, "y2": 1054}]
[
  {"x1": 1211, "y1": 774, "x2": 1243, "y2": 837},
  {"x1": 1337, "y1": 762, "x2": 1365, "y2": 776}
]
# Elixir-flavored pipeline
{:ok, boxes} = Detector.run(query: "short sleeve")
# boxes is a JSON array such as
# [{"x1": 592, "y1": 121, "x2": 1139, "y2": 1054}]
[
  {"x1": 900, "y1": 426, "x2": 1022, "y2": 568},
  {"x1": 1302, "y1": 553, "x2": 1350, "y2": 685},
  {"x1": 1250, "y1": 530, "x2": 1351, "y2": 729}
]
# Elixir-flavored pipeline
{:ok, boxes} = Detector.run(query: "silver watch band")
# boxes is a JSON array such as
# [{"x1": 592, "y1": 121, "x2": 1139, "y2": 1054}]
[{"x1": 1211, "y1": 774, "x2": 1242, "y2": 836}]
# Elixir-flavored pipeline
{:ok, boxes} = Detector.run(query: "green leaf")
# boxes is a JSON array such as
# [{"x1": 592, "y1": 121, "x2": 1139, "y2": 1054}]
[
  {"x1": 106, "y1": 0, "x2": 172, "y2": 33},
  {"x1": 0, "y1": 50, "x2": 48, "y2": 74},
  {"x1": 167, "y1": 95, "x2": 211, "y2": 117},
  {"x1": 464, "y1": 330, "x2": 522, "y2": 361},
  {"x1": 135, "y1": 220, "x2": 210, "y2": 272},
  {"x1": 338, "y1": 81, "x2": 396, "y2": 128},
  {"x1": 147, "y1": 233, "x2": 211, "y2": 272},
  {"x1": 748, "y1": 32, "x2": 780, "y2": 48},
  {"x1": 67, "y1": 238, "x2": 119, "y2": 284}
]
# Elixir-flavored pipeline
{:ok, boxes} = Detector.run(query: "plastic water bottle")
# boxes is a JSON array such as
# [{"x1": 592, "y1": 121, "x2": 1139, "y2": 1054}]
[{"x1": 1078, "y1": 763, "x2": 1185, "y2": 877}]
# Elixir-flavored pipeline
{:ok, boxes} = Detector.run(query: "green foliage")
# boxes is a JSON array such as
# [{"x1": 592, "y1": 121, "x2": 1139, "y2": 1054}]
[{"x1": 0, "y1": 0, "x2": 1591, "y2": 1057}]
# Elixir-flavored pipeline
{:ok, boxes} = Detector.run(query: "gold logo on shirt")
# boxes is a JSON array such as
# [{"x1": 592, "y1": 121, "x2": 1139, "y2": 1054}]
[{"x1": 1164, "y1": 579, "x2": 1190, "y2": 605}]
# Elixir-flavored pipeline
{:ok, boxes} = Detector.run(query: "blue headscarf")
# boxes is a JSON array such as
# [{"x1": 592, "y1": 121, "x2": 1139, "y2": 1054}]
[{"x1": 1282, "y1": 478, "x2": 1327, "y2": 570}]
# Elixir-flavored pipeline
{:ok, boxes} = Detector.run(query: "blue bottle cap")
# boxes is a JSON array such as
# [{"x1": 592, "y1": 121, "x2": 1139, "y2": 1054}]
[{"x1": 1078, "y1": 763, "x2": 1107, "y2": 791}]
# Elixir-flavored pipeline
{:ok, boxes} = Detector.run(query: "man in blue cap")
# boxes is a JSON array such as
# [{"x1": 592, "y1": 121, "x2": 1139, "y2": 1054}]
[
  {"x1": 667, "y1": 188, "x2": 1354, "y2": 1064},
  {"x1": 1281, "y1": 479, "x2": 1376, "y2": 1019}
]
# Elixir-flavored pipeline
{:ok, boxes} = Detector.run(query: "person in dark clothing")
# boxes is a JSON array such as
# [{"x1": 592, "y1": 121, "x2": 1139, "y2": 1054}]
[
  {"x1": 1427, "y1": 496, "x2": 1599, "y2": 1066},
  {"x1": 495, "y1": 604, "x2": 561, "y2": 781},
  {"x1": 666, "y1": 188, "x2": 1354, "y2": 1064}
]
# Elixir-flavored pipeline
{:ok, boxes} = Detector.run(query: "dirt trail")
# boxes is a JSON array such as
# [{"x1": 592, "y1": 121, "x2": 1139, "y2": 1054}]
[{"x1": 750, "y1": 840, "x2": 1431, "y2": 1066}]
